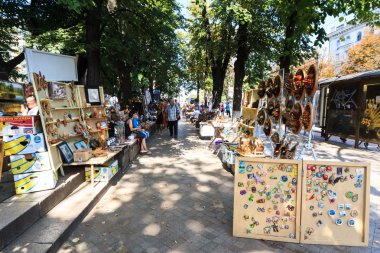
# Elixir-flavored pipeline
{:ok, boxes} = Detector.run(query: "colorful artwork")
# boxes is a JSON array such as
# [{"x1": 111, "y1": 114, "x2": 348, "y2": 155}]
[{"x1": 0, "y1": 80, "x2": 24, "y2": 102}]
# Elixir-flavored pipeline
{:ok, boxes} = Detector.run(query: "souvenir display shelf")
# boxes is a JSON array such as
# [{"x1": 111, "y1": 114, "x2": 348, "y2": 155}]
[
  {"x1": 31, "y1": 73, "x2": 86, "y2": 175},
  {"x1": 233, "y1": 157, "x2": 302, "y2": 243},
  {"x1": 300, "y1": 161, "x2": 370, "y2": 246},
  {"x1": 77, "y1": 85, "x2": 109, "y2": 149}
]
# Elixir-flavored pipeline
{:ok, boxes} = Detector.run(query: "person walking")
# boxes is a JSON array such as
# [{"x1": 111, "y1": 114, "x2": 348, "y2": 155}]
[
  {"x1": 166, "y1": 98, "x2": 180, "y2": 138},
  {"x1": 220, "y1": 103, "x2": 225, "y2": 115},
  {"x1": 225, "y1": 102, "x2": 231, "y2": 118}
]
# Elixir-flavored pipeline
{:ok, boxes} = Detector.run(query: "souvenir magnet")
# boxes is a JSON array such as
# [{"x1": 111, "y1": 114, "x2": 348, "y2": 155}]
[
  {"x1": 335, "y1": 218, "x2": 343, "y2": 225},
  {"x1": 345, "y1": 204, "x2": 352, "y2": 210},
  {"x1": 346, "y1": 191, "x2": 353, "y2": 199},
  {"x1": 316, "y1": 220, "x2": 324, "y2": 227},
  {"x1": 352, "y1": 194, "x2": 358, "y2": 202},
  {"x1": 240, "y1": 190, "x2": 247, "y2": 195},
  {"x1": 243, "y1": 204, "x2": 248, "y2": 209},
  {"x1": 247, "y1": 173, "x2": 254, "y2": 179},
  {"x1": 238, "y1": 182, "x2": 244, "y2": 187},
  {"x1": 251, "y1": 186, "x2": 256, "y2": 193},
  {"x1": 309, "y1": 205, "x2": 314, "y2": 211},
  {"x1": 249, "y1": 194, "x2": 254, "y2": 202},
  {"x1": 337, "y1": 203, "x2": 344, "y2": 210},
  {"x1": 351, "y1": 210, "x2": 359, "y2": 217},
  {"x1": 348, "y1": 219, "x2": 355, "y2": 227},
  {"x1": 339, "y1": 211, "x2": 346, "y2": 217},
  {"x1": 337, "y1": 167, "x2": 343, "y2": 175},
  {"x1": 247, "y1": 165, "x2": 253, "y2": 172},
  {"x1": 257, "y1": 163, "x2": 264, "y2": 169},
  {"x1": 328, "y1": 209, "x2": 336, "y2": 217}
]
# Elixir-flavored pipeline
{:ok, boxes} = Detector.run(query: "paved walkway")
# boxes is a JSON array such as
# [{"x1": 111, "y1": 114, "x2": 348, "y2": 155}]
[{"x1": 59, "y1": 121, "x2": 380, "y2": 253}]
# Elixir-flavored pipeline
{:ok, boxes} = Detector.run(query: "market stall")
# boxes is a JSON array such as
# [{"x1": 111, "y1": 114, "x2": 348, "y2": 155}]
[
  {"x1": 319, "y1": 70, "x2": 380, "y2": 148},
  {"x1": 232, "y1": 64, "x2": 371, "y2": 247}
]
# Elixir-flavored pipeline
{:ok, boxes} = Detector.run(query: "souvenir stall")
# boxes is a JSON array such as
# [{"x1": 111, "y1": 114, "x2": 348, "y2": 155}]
[
  {"x1": 232, "y1": 64, "x2": 371, "y2": 247},
  {"x1": 319, "y1": 70, "x2": 380, "y2": 149},
  {"x1": 24, "y1": 49, "x2": 132, "y2": 187}
]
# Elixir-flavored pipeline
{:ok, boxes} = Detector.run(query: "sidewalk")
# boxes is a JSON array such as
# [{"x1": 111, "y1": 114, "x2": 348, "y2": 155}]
[{"x1": 58, "y1": 121, "x2": 380, "y2": 253}]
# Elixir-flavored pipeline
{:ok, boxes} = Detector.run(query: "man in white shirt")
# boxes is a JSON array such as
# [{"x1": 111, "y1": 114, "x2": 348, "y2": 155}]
[{"x1": 21, "y1": 95, "x2": 39, "y2": 116}]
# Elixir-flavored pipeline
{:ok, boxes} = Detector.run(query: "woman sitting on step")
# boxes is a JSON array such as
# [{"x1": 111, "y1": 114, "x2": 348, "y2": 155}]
[{"x1": 126, "y1": 110, "x2": 151, "y2": 155}]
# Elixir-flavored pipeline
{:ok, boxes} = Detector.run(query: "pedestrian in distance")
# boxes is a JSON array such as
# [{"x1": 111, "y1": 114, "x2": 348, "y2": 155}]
[
  {"x1": 220, "y1": 103, "x2": 225, "y2": 115},
  {"x1": 166, "y1": 98, "x2": 180, "y2": 138},
  {"x1": 226, "y1": 102, "x2": 231, "y2": 118}
]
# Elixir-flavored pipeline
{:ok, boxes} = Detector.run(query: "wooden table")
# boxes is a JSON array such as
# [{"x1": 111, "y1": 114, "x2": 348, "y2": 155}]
[{"x1": 63, "y1": 143, "x2": 131, "y2": 186}]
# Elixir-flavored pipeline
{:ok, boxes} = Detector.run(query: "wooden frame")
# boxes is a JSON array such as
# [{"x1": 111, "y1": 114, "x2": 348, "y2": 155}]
[
  {"x1": 57, "y1": 141, "x2": 74, "y2": 164},
  {"x1": 85, "y1": 87, "x2": 101, "y2": 105},
  {"x1": 233, "y1": 157, "x2": 302, "y2": 243},
  {"x1": 300, "y1": 160, "x2": 371, "y2": 246}
]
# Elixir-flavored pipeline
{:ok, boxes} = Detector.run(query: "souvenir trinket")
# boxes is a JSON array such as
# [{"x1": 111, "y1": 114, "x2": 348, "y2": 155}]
[
  {"x1": 351, "y1": 210, "x2": 358, "y2": 217},
  {"x1": 328, "y1": 209, "x2": 336, "y2": 217},
  {"x1": 347, "y1": 219, "x2": 355, "y2": 227},
  {"x1": 335, "y1": 218, "x2": 343, "y2": 225},
  {"x1": 243, "y1": 204, "x2": 248, "y2": 209}
]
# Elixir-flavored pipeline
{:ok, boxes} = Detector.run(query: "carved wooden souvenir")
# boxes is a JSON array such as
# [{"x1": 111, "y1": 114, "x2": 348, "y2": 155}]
[
  {"x1": 302, "y1": 102, "x2": 314, "y2": 132},
  {"x1": 258, "y1": 80, "x2": 266, "y2": 99},
  {"x1": 293, "y1": 69, "x2": 306, "y2": 100},
  {"x1": 290, "y1": 102, "x2": 304, "y2": 134},
  {"x1": 273, "y1": 75, "x2": 282, "y2": 98},
  {"x1": 266, "y1": 78, "x2": 274, "y2": 99},
  {"x1": 257, "y1": 108, "x2": 267, "y2": 126},
  {"x1": 303, "y1": 64, "x2": 318, "y2": 98},
  {"x1": 285, "y1": 73, "x2": 294, "y2": 96}
]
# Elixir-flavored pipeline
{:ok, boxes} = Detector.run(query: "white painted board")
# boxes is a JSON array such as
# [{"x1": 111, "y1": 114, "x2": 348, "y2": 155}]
[{"x1": 25, "y1": 48, "x2": 78, "y2": 82}]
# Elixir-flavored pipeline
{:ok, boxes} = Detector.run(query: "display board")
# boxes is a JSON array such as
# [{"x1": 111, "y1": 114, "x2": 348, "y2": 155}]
[
  {"x1": 25, "y1": 48, "x2": 78, "y2": 82},
  {"x1": 233, "y1": 157, "x2": 302, "y2": 243},
  {"x1": 300, "y1": 161, "x2": 370, "y2": 246}
]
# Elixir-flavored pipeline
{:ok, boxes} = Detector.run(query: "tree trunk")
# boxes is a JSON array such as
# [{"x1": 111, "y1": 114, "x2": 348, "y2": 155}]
[
  {"x1": 196, "y1": 80, "x2": 200, "y2": 102},
  {"x1": 279, "y1": 9, "x2": 298, "y2": 75},
  {"x1": 117, "y1": 60, "x2": 133, "y2": 108},
  {"x1": 85, "y1": 0, "x2": 102, "y2": 88},
  {"x1": 0, "y1": 53, "x2": 25, "y2": 81},
  {"x1": 233, "y1": 23, "x2": 249, "y2": 118}
]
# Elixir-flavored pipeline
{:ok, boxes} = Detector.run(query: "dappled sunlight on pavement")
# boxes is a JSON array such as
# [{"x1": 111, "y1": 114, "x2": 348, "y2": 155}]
[{"x1": 58, "y1": 121, "x2": 380, "y2": 253}]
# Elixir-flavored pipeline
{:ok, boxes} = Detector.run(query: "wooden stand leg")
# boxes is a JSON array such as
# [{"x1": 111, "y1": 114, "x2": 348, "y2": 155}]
[
  {"x1": 91, "y1": 164, "x2": 94, "y2": 187},
  {"x1": 0, "y1": 140, "x2": 3, "y2": 181},
  {"x1": 59, "y1": 166, "x2": 65, "y2": 176}
]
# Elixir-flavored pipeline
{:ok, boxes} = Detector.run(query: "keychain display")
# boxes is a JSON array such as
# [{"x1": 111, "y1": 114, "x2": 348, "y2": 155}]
[{"x1": 233, "y1": 158, "x2": 302, "y2": 243}]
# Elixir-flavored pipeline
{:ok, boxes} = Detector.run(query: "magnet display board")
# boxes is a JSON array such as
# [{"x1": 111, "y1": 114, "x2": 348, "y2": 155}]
[
  {"x1": 301, "y1": 161, "x2": 370, "y2": 246},
  {"x1": 25, "y1": 48, "x2": 78, "y2": 82},
  {"x1": 233, "y1": 157, "x2": 302, "y2": 243}
]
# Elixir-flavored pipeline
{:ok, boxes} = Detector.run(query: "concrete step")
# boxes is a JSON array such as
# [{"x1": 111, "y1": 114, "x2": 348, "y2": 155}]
[
  {"x1": 1, "y1": 169, "x2": 123, "y2": 253},
  {"x1": 0, "y1": 170, "x2": 83, "y2": 250}
]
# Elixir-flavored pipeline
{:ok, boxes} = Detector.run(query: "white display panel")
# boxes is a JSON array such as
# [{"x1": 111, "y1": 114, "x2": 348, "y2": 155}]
[{"x1": 25, "y1": 48, "x2": 78, "y2": 82}]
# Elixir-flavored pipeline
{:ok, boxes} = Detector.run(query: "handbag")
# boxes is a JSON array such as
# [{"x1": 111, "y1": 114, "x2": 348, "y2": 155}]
[{"x1": 176, "y1": 109, "x2": 181, "y2": 120}]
